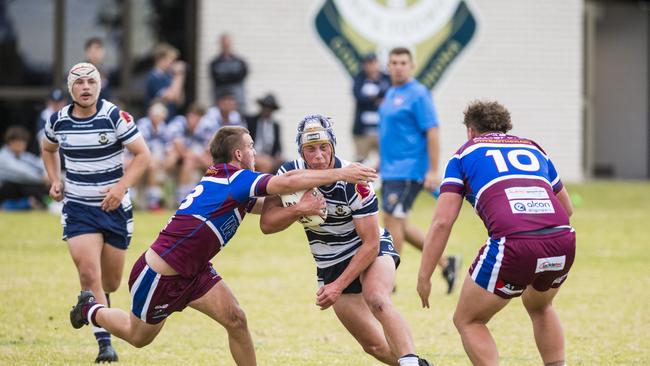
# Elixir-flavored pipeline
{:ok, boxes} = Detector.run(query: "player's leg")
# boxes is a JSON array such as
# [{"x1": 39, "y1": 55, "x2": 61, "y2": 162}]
[
  {"x1": 453, "y1": 276, "x2": 510, "y2": 365},
  {"x1": 100, "y1": 243, "x2": 126, "y2": 295},
  {"x1": 189, "y1": 280, "x2": 256, "y2": 366},
  {"x1": 361, "y1": 256, "x2": 416, "y2": 356},
  {"x1": 70, "y1": 290, "x2": 166, "y2": 347},
  {"x1": 332, "y1": 294, "x2": 397, "y2": 365},
  {"x1": 522, "y1": 286, "x2": 565, "y2": 365}
]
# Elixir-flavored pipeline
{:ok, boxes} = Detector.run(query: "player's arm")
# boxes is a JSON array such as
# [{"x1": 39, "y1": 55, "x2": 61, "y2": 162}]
[
  {"x1": 41, "y1": 139, "x2": 64, "y2": 201},
  {"x1": 100, "y1": 137, "x2": 151, "y2": 211},
  {"x1": 316, "y1": 214, "x2": 380, "y2": 310},
  {"x1": 424, "y1": 127, "x2": 441, "y2": 192},
  {"x1": 555, "y1": 186, "x2": 573, "y2": 217},
  {"x1": 265, "y1": 162, "x2": 377, "y2": 195},
  {"x1": 259, "y1": 191, "x2": 325, "y2": 234},
  {"x1": 417, "y1": 192, "x2": 463, "y2": 308}
]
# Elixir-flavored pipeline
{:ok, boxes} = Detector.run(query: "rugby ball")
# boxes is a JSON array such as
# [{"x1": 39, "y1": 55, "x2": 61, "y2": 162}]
[{"x1": 280, "y1": 188, "x2": 327, "y2": 227}]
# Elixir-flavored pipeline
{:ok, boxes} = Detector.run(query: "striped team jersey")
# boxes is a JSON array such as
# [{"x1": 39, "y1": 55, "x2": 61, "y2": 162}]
[
  {"x1": 44, "y1": 100, "x2": 141, "y2": 206},
  {"x1": 151, "y1": 163, "x2": 272, "y2": 277},
  {"x1": 440, "y1": 132, "x2": 570, "y2": 239},
  {"x1": 278, "y1": 157, "x2": 391, "y2": 268},
  {"x1": 136, "y1": 117, "x2": 173, "y2": 157}
]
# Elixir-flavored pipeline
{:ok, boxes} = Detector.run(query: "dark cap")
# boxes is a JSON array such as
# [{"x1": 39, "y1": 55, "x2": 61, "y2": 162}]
[
  {"x1": 49, "y1": 88, "x2": 66, "y2": 102},
  {"x1": 256, "y1": 93, "x2": 280, "y2": 110},
  {"x1": 216, "y1": 89, "x2": 236, "y2": 101},
  {"x1": 362, "y1": 52, "x2": 377, "y2": 63}
]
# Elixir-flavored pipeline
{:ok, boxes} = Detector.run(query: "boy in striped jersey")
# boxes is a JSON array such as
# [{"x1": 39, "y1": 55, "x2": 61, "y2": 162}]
[
  {"x1": 42, "y1": 62, "x2": 151, "y2": 363},
  {"x1": 260, "y1": 115, "x2": 431, "y2": 366},
  {"x1": 417, "y1": 101, "x2": 575, "y2": 366},
  {"x1": 67, "y1": 126, "x2": 378, "y2": 365}
]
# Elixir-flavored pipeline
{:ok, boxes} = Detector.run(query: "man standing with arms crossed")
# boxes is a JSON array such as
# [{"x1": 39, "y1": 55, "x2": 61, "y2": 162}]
[{"x1": 379, "y1": 47, "x2": 459, "y2": 293}]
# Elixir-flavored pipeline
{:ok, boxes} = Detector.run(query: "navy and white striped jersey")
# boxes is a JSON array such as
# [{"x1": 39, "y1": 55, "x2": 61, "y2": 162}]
[
  {"x1": 44, "y1": 99, "x2": 141, "y2": 206},
  {"x1": 136, "y1": 116, "x2": 172, "y2": 157},
  {"x1": 278, "y1": 157, "x2": 391, "y2": 268}
]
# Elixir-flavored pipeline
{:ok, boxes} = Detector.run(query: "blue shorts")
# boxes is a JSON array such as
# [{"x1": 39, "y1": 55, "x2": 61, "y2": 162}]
[
  {"x1": 61, "y1": 201, "x2": 133, "y2": 249},
  {"x1": 317, "y1": 239, "x2": 400, "y2": 294},
  {"x1": 381, "y1": 180, "x2": 423, "y2": 218}
]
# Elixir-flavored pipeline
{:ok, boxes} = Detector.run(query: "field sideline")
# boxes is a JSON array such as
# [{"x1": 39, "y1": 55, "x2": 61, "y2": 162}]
[{"x1": 1, "y1": 182, "x2": 649, "y2": 365}]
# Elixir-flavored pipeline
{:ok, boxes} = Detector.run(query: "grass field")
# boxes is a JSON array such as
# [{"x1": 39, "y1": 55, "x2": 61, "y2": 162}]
[{"x1": 1, "y1": 182, "x2": 649, "y2": 365}]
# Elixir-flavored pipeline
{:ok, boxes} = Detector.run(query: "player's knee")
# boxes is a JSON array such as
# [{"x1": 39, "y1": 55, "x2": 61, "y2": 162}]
[
  {"x1": 223, "y1": 306, "x2": 248, "y2": 331},
  {"x1": 361, "y1": 342, "x2": 389, "y2": 359},
  {"x1": 77, "y1": 265, "x2": 101, "y2": 287},
  {"x1": 363, "y1": 291, "x2": 391, "y2": 315},
  {"x1": 131, "y1": 336, "x2": 154, "y2": 348},
  {"x1": 102, "y1": 278, "x2": 121, "y2": 293}
]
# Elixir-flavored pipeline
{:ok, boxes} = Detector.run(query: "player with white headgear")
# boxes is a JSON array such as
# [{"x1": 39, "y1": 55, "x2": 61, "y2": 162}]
[
  {"x1": 42, "y1": 62, "x2": 151, "y2": 363},
  {"x1": 261, "y1": 114, "x2": 432, "y2": 366}
]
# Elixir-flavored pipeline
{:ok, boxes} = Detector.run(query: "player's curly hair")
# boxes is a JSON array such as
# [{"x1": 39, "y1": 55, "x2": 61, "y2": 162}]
[
  {"x1": 463, "y1": 100, "x2": 512, "y2": 133},
  {"x1": 210, "y1": 126, "x2": 250, "y2": 164}
]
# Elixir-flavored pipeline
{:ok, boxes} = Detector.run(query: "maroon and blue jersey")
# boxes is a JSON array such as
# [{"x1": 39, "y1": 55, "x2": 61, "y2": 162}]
[
  {"x1": 440, "y1": 133, "x2": 569, "y2": 239},
  {"x1": 151, "y1": 163, "x2": 272, "y2": 277}
]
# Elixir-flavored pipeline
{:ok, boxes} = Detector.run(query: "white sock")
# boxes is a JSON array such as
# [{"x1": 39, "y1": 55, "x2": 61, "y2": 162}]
[
  {"x1": 87, "y1": 303, "x2": 106, "y2": 327},
  {"x1": 398, "y1": 354, "x2": 419, "y2": 366}
]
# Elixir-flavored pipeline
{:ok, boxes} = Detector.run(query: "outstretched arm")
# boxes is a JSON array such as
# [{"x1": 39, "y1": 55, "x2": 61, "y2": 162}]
[
  {"x1": 417, "y1": 192, "x2": 463, "y2": 308},
  {"x1": 265, "y1": 162, "x2": 377, "y2": 196}
]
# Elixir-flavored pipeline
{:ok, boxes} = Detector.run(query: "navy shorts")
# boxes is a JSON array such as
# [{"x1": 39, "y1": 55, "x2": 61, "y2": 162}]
[
  {"x1": 61, "y1": 201, "x2": 133, "y2": 249},
  {"x1": 381, "y1": 180, "x2": 423, "y2": 218},
  {"x1": 128, "y1": 254, "x2": 222, "y2": 324},
  {"x1": 469, "y1": 229, "x2": 576, "y2": 299},
  {"x1": 317, "y1": 239, "x2": 400, "y2": 294}
]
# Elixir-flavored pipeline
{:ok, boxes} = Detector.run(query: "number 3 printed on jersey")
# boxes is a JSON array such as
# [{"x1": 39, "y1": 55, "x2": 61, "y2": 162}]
[
  {"x1": 178, "y1": 184, "x2": 204, "y2": 210},
  {"x1": 486, "y1": 149, "x2": 540, "y2": 172}
]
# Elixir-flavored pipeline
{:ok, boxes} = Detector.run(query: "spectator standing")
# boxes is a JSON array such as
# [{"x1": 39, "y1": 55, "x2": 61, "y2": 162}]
[
  {"x1": 84, "y1": 37, "x2": 112, "y2": 101},
  {"x1": 379, "y1": 47, "x2": 459, "y2": 293},
  {"x1": 146, "y1": 43, "x2": 186, "y2": 119},
  {"x1": 209, "y1": 33, "x2": 248, "y2": 112},
  {"x1": 246, "y1": 93, "x2": 283, "y2": 173},
  {"x1": 352, "y1": 52, "x2": 391, "y2": 162}
]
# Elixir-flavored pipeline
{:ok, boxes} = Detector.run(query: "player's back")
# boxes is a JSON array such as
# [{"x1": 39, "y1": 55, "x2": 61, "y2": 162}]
[{"x1": 441, "y1": 133, "x2": 569, "y2": 238}]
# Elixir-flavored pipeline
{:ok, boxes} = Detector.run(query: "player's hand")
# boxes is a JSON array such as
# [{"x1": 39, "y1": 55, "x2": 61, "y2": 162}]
[
  {"x1": 417, "y1": 276, "x2": 432, "y2": 308},
  {"x1": 316, "y1": 283, "x2": 343, "y2": 310},
  {"x1": 424, "y1": 169, "x2": 440, "y2": 193},
  {"x1": 49, "y1": 181, "x2": 64, "y2": 202},
  {"x1": 297, "y1": 189, "x2": 326, "y2": 217},
  {"x1": 339, "y1": 162, "x2": 378, "y2": 184},
  {"x1": 100, "y1": 182, "x2": 127, "y2": 212}
]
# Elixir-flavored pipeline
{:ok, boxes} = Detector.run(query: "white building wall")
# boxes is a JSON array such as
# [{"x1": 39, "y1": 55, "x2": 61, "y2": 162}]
[{"x1": 198, "y1": 0, "x2": 583, "y2": 181}]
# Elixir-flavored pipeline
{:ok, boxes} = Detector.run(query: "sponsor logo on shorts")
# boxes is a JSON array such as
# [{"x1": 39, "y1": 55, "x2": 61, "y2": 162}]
[
  {"x1": 495, "y1": 280, "x2": 524, "y2": 296},
  {"x1": 510, "y1": 199, "x2": 555, "y2": 214},
  {"x1": 505, "y1": 186, "x2": 549, "y2": 200},
  {"x1": 535, "y1": 255, "x2": 566, "y2": 273},
  {"x1": 552, "y1": 273, "x2": 568, "y2": 285}
]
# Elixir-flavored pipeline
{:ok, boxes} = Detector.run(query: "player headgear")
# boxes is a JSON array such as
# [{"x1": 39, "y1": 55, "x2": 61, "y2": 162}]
[
  {"x1": 67, "y1": 62, "x2": 101, "y2": 101},
  {"x1": 296, "y1": 114, "x2": 337, "y2": 162}
]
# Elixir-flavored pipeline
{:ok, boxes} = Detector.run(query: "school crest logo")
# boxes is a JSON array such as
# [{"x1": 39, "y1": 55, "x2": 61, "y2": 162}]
[
  {"x1": 314, "y1": 0, "x2": 477, "y2": 89},
  {"x1": 98, "y1": 132, "x2": 109, "y2": 145}
]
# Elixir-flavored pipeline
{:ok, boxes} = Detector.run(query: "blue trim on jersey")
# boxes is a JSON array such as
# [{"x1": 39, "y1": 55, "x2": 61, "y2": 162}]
[
  {"x1": 313, "y1": 242, "x2": 362, "y2": 262},
  {"x1": 60, "y1": 143, "x2": 122, "y2": 159},
  {"x1": 132, "y1": 267, "x2": 157, "y2": 317},
  {"x1": 119, "y1": 128, "x2": 139, "y2": 143},
  {"x1": 65, "y1": 150, "x2": 122, "y2": 163},
  {"x1": 159, "y1": 220, "x2": 209, "y2": 258},
  {"x1": 66, "y1": 167, "x2": 123, "y2": 184}
]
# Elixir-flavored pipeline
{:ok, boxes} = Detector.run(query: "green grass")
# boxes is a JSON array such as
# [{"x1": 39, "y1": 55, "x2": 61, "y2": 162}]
[{"x1": 1, "y1": 182, "x2": 649, "y2": 365}]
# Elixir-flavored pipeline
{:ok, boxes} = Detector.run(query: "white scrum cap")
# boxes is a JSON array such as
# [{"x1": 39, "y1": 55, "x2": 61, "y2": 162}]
[{"x1": 67, "y1": 62, "x2": 101, "y2": 99}]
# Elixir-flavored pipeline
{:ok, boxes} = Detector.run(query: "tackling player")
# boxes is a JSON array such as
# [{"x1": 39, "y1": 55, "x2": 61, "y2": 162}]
[
  {"x1": 41, "y1": 62, "x2": 151, "y2": 363},
  {"x1": 68, "y1": 126, "x2": 377, "y2": 365},
  {"x1": 417, "y1": 100, "x2": 575, "y2": 366},
  {"x1": 260, "y1": 115, "x2": 432, "y2": 366}
]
